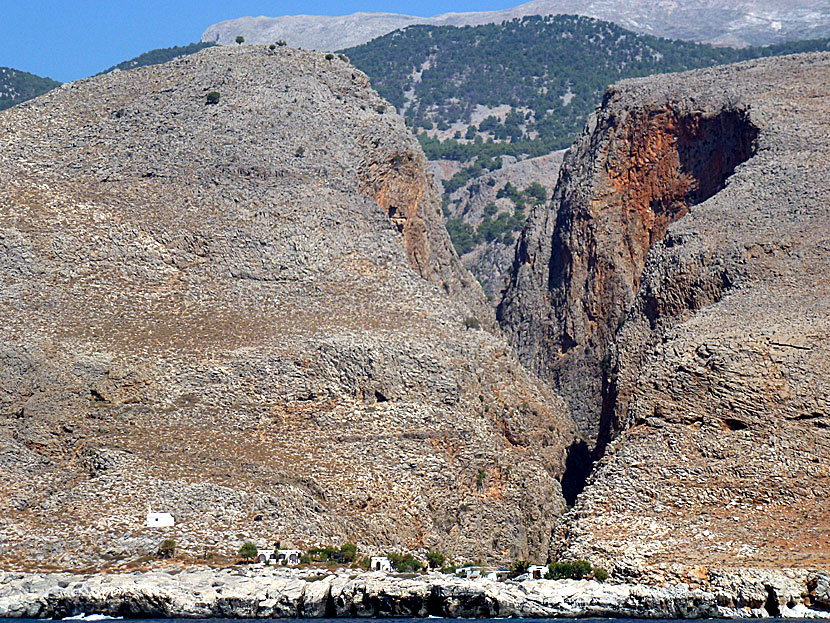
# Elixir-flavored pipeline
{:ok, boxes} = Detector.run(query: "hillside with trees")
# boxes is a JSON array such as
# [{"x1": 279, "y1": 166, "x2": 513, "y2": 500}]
[
  {"x1": 343, "y1": 15, "x2": 830, "y2": 162},
  {"x1": 0, "y1": 67, "x2": 60, "y2": 110},
  {"x1": 98, "y1": 42, "x2": 216, "y2": 75}
]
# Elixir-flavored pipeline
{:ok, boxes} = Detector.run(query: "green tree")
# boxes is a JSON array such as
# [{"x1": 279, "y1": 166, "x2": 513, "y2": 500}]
[
  {"x1": 426, "y1": 551, "x2": 446, "y2": 569},
  {"x1": 205, "y1": 91, "x2": 220, "y2": 105},
  {"x1": 239, "y1": 542, "x2": 258, "y2": 561},
  {"x1": 235, "y1": 36, "x2": 245, "y2": 45},
  {"x1": 340, "y1": 542, "x2": 358, "y2": 562}
]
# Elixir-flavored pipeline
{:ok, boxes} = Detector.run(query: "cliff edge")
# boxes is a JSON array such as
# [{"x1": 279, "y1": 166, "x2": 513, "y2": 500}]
[{"x1": 500, "y1": 52, "x2": 830, "y2": 575}]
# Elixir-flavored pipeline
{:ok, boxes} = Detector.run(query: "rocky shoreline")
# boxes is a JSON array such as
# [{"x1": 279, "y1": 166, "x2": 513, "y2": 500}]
[{"x1": 1, "y1": 568, "x2": 828, "y2": 619}]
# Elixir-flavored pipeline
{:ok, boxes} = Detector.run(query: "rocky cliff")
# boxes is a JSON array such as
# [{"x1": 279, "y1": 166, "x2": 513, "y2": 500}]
[
  {"x1": 3, "y1": 567, "x2": 829, "y2": 619},
  {"x1": 0, "y1": 45, "x2": 576, "y2": 568},
  {"x1": 500, "y1": 53, "x2": 830, "y2": 574}
]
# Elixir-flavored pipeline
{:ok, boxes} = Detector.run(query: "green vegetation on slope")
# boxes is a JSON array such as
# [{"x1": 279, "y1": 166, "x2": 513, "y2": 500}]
[
  {"x1": 0, "y1": 67, "x2": 60, "y2": 110},
  {"x1": 97, "y1": 42, "x2": 216, "y2": 75},
  {"x1": 342, "y1": 15, "x2": 830, "y2": 161}
]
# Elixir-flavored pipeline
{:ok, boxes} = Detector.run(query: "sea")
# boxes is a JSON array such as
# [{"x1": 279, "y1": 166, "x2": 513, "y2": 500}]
[{"x1": 0, "y1": 618, "x2": 824, "y2": 623}]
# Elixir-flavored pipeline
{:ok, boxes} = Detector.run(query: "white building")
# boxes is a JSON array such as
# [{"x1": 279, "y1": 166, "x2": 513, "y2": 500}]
[
  {"x1": 528, "y1": 565, "x2": 548, "y2": 579},
  {"x1": 145, "y1": 511, "x2": 175, "y2": 528},
  {"x1": 370, "y1": 556, "x2": 392, "y2": 572},
  {"x1": 275, "y1": 549, "x2": 303, "y2": 565}
]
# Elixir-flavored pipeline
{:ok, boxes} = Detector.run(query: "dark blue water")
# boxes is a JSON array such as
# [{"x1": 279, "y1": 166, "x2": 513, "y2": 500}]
[{"x1": 0, "y1": 618, "x2": 822, "y2": 622}]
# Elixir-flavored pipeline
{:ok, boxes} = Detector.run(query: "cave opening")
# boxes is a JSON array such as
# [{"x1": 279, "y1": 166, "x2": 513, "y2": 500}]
[{"x1": 560, "y1": 440, "x2": 593, "y2": 506}]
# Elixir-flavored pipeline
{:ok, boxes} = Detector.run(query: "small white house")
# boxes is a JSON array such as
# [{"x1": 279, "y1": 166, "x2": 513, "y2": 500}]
[
  {"x1": 145, "y1": 511, "x2": 175, "y2": 528},
  {"x1": 528, "y1": 565, "x2": 548, "y2": 580},
  {"x1": 370, "y1": 556, "x2": 392, "y2": 572},
  {"x1": 275, "y1": 549, "x2": 303, "y2": 565}
]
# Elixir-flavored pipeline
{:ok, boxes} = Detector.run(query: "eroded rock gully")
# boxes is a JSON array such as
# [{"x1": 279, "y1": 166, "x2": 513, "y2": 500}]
[{"x1": 502, "y1": 53, "x2": 830, "y2": 576}]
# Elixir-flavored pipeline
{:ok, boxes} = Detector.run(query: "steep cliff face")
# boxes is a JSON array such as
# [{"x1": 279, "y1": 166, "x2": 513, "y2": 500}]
[
  {"x1": 500, "y1": 83, "x2": 758, "y2": 442},
  {"x1": 502, "y1": 53, "x2": 830, "y2": 574},
  {"x1": 0, "y1": 45, "x2": 575, "y2": 568}
]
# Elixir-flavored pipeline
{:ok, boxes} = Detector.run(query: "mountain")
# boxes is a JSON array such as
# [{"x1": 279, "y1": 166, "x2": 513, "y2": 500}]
[
  {"x1": 499, "y1": 52, "x2": 830, "y2": 573},
  {"x1": 202, "y1": 0, "x2": 830, "y2": 50},
  {"x1": 97, "y1": 42, "x2": 215, "y2": 75},
  {"x1": 0, "y1": 67, "x2": 59, "y2": 111},
  {"x1": 0, "y1": 45, "x2": 576, "y2": 568},
  {"x1": 341, "y1": 15, "x2": 829, "y2": 300},
  {"x1": 345, "y1": 16, "x2": 830, "y2": 161}
]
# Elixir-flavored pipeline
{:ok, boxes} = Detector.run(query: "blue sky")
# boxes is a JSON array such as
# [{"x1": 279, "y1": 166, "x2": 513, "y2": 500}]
[{"x1": 2, "y1": 1, "x2": 519, "y2": 82}]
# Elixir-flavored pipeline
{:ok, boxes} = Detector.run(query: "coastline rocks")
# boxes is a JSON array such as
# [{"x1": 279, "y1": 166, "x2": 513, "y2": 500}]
[{"x1": 1, "y1": 568, "x2": 828, "y2": 619}]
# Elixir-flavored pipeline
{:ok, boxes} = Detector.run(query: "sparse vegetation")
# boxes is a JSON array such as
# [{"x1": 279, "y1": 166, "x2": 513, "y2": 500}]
[
  {"x1": 463, "y1": 316, "x2": 481, "y2": 330},
  {"x1": 545, "y1": 559, "x2": 608, "y2": 580},
  {"x1": 510, "y1": 560, "x2": 530, "y2": 575},
  {"x1": 156, "y1": 538, "x2": 176, "y2": 559},
  {"x1": 476, "y1": 468, "x2": 486, "y2": 488}
]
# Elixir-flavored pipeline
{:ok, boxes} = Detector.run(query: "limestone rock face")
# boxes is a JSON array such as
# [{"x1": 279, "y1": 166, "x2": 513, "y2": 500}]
[
  {"x1": 501, "y1": 53, "x2": 830, "y2": 572},
  {"x1": 0, "y1": 45, "x2": 576, "y2": 567}
]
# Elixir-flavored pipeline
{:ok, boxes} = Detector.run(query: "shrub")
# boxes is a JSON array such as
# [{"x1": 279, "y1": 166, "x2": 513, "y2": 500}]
[
  {"x1": 511, "y1": 560, "x2": 530, "y2": 575},
  {"x1": 546, "y1": 559, "x2": 593, "y2": 580},
  {"x1": 239, "y1": 542, "x2": 258, "y2": 561},
  {"x1": 426, "y1": 551, "x2": 446, "y2": 569},
  {"x1": 269, "y1": 44, "x2": 276, "y2": 50},
  {"x1": 388, "y1": 552, "x2": 423, "y2": 573},
  {"x1": 375, "y1": 104, "x2": 386, "y2": 114},
  {"x1": 235, "y1": 36, "x2": 245, "y2": 45},
  {"x1": 157, "y1": 538, "x2": 176, "y2": 559},
  {"x1": 276, "y1": 40, "x2": 287, "y2": 46},
  {"x1": 593, "y1": 567, "x2": 609, "y2": 582},
  {"x1": 295, "y1": 146, "x2": 305, "y2": 157},
  {"x1": 340, "y1": 542, "x2": 357, "y2": 563},
  {"x1": 338, "y1": 54, "x2": 349, "y2": 62},
  {"x1": 464, "y1": 317, "x2": 481, "y2": 330},
  {"x1": 476, "y1": 468, "x2": 486, "y2": 488},
  {"x1": 299, "y1": 554, "x2": 312, "y2": 564},
  {"x1": 205, "y1": 91, "x2": 220, "y2": 105}
]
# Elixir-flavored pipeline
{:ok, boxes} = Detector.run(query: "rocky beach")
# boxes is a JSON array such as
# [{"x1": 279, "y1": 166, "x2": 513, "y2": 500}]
[{"x1": 1, "y1": 567, "x2": 829, "y2": 619}]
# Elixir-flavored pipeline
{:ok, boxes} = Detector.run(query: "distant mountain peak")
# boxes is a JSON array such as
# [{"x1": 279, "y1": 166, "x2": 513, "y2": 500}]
[{"x1": 202, "y1": 0, "x2": 830, "y2": 50}]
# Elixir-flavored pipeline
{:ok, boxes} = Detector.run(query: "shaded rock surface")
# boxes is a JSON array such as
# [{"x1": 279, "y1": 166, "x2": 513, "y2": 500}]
[
  {"x1": 500, "y1": 53, "x2": 830, "y2": 570},
  {"x1": 0, "y1": 45, "x2": 576, "y2": 568}
]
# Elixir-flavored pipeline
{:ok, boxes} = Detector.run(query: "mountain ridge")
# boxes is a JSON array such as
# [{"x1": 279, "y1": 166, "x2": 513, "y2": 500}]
[{"x1": 202, "y1": 0, "x2": 830, "y2": 50}]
